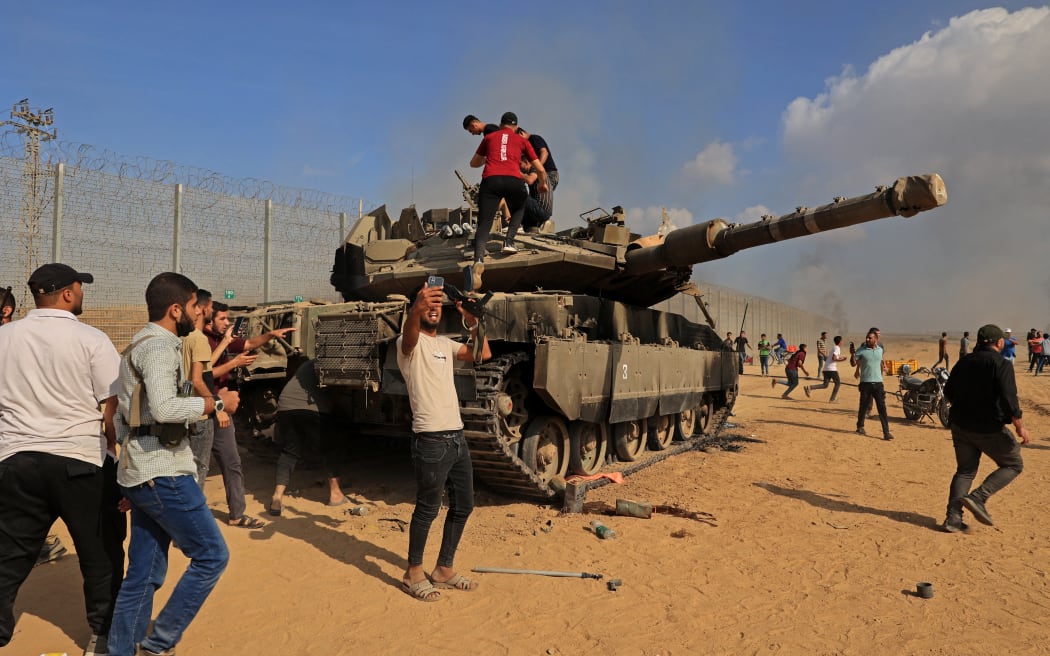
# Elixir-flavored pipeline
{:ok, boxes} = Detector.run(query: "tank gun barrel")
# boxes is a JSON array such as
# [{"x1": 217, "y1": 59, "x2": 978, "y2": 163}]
[{"x1": 624, "y1": 174, "x2": 947, "y2": 274}]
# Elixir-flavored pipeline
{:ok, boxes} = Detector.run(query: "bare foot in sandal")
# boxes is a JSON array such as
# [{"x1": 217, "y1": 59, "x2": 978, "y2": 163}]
[
  {"x1": 228, "y1": 516, "x2": 265, "y2": 529},
  {"x1": 403, "y1": 566, "x2": 441, "y2": 602},
  {"x1": 430, "y1": 566, "x2": 478, "y2": 591}
]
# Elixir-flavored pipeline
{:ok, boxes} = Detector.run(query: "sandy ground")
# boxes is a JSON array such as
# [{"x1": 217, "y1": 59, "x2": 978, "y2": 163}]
[{"x1": 11, "y1": 335, "x2": 1050, "y2": 655}]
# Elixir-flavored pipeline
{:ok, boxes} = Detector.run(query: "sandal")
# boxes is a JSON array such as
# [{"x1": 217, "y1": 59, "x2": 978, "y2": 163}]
[
  {"x1": 228, "y1": 516, "x2": 265, "y2": 529},
  {"x1": 401, "y1": 579, "x2": 441, "y2": 602},
  {"x1": 268, "y1": 500, "x2": 283, "y2": 517},
  {"x1": 430, "y1": 572, "x2": 478, "y2": 591}
]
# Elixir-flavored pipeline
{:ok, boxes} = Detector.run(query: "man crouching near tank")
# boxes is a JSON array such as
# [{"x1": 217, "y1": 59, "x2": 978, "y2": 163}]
[{"x1": 396, "y1": 280, "x2": 490, "y2": 601}]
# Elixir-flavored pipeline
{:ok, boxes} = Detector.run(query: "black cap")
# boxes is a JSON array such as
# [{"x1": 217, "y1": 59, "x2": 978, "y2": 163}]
[
  {"x1": 977, "y1": 324, "x2": 1004, "y2": 344},
  {"x1": 27, "y1": 263, "x2": 94, "y2": 295},
  {"x1": 462, "y1": 114, "x2": 480, "y2": 129},
  {"x1": 500, "y1": 111, "x2": 518, "y2": 126}
]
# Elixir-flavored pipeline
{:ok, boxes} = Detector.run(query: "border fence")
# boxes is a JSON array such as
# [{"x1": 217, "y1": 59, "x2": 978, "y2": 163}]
[
  {"x1": 1, "y1": 132, "x2": 365, "y2": 346},
  {"x1": 655, "y1": 282, "x2": 837, "y2": 352},
  {"x1": 1, "y1": 130, "x2": 833, "y2": 350}
]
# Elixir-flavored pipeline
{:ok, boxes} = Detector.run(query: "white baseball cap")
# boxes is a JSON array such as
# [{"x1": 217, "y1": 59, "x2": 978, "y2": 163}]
[{"x1": 1004, "y1": 328, "x2": 1012, "y2": 333}]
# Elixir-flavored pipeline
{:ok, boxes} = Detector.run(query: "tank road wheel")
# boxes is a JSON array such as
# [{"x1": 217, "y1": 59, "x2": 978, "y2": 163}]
[
  {"x1": 696, "y1": 395, "x2": 715, "y2": 436},
  {"x1": 501, "y1": 373, "x2": 532, "y2": 441},
  {"x1": 568, "y1": 421, "x2": 608, "y2": 476},
  {"x1": 674, "y1": 408, "x2": 697, "y2": 441},
  {"x1": 902, "y1": 390, "x2": 922, "y2": 421},
  {"x1": 937, "y1": 398, "x2": 951, "y2": 428},
  {"x1": 520, "y1": 416, "x2": 570, "y2": 483},
  {"x1": 612, "y1": 419, "x2": 647, "y2": 462},
  {"x1": 648, "y1": 414, "x2": 675, "y2": 451}
]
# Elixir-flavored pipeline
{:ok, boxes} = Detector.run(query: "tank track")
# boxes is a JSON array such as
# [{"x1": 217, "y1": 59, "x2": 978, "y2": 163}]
[{"x1": 461, "y1": 351, "x2": 735, "y2": 502}]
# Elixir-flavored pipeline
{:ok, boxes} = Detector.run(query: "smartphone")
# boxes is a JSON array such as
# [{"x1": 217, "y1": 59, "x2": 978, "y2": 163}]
[
  {"x1": 427, "y1": 275, "x2": 444, "y2": 288},
  {"x1": 233, "y1": 316, "x2": 248, "y2": 336}
]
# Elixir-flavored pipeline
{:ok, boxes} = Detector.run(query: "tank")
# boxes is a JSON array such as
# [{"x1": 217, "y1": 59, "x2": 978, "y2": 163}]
[{"x1": 236, "y1": 173, "x2": 947, "y2": 502}]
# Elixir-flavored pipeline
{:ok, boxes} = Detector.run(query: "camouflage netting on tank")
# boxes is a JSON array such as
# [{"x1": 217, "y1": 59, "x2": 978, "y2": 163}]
[{"x1": 0, "y1": 133, "x2": 366, "y2": 346}]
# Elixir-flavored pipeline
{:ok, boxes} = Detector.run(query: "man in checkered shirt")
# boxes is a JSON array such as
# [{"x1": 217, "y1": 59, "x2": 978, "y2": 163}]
[{"x1": 108, "y1": 272, "x2": 240, "y2": 656}]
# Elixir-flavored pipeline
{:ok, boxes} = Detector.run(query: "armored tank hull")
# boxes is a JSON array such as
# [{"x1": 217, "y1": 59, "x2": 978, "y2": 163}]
[{"x1": 236, "y1": 174, "x2": 947, "y2": 502}]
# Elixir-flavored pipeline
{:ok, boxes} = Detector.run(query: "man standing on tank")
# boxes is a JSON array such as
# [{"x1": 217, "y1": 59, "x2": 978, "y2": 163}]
[
  {"x1": 941, "y1": 324, "x2": 1028, "y2": 532},
  {"x1": 468, "y1": 112, "x2": 547, "y2": 289},
  {"x1": 462, "y1": 114, "x2": 498, "y2": 136},
  {"x1": 396, "y1": 280, "x2": 490, "y2": 602},
  {"x1": 515, "y1": 126, "x2": 558, "y2": 216}
]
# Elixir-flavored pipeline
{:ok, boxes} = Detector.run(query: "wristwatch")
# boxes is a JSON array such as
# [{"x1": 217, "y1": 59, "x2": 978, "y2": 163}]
[{"x1": 213, "y1": 396, "x2": 225, "y2": 414}]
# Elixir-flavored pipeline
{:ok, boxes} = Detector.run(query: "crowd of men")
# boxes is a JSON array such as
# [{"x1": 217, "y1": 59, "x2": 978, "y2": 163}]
[
  {"x1": 752, "y1": 324, "x2": 1030, "y2": 534},
  {"x1": 0, "y1": 257, "x2": 491, "y2": 653}
]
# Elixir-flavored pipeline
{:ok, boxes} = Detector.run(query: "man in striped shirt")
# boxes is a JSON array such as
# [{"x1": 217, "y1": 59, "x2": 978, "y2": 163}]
[{"x1": 108, "y1": 273, "x2": 240, "y2": 656}]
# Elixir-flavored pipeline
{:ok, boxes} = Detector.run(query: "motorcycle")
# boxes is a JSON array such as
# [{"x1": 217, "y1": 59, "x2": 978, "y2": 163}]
[{"x1": 893, "y1": 364, "x2": 950, "y2": 427}]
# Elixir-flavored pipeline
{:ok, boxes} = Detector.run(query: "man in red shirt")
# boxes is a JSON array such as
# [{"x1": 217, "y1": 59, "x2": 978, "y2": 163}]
[
  {"x1": 203, "y1": 301, "x2": 295, "y2": 528},
  {"x1": 772, "y1": 344, "x2": 810, "y2": 399},
  {"x1": 467, "y1": 111, "x2": 547, "y2": 289}
]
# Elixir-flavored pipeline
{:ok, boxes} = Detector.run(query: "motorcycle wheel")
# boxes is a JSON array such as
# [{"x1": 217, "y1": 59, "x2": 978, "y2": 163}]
[
  {"x1": 937, "y1": 398, "x2": 951, "y2": 428},
  {"x1": 902, "y1": 390, "x2": 922, "y2": 421}
]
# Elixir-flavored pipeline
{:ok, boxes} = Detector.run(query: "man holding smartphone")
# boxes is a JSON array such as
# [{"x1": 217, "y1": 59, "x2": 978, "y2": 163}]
[
  {"x1": 396, "y1": 277, "x2": 490, "y2": 601},
  {"x1": 204, "y1": 301, "x2": 296, "y2": 528}
]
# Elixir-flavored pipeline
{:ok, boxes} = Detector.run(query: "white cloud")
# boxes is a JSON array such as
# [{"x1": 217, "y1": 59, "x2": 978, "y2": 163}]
[
  {"x1": 733, "y1": 204, "x2": 772, "y2": 223},
  {"x1": 769, "y1": 6, "x2": 1050, "y2": 332},
  {"x1": 682, "y1": 141, "x2": 737, "y2": 184}
]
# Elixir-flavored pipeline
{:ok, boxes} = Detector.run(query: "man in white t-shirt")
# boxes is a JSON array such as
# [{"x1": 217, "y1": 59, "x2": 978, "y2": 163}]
[
  {"x1": 805, "y1": 335, "x2": 847, "y2": 402},
  {"x1": 0, "y1": 263, "x2": 124, "y2": 655},
  {"x1": 396, "y1": 281, "x2": 490, "y2": 602}
]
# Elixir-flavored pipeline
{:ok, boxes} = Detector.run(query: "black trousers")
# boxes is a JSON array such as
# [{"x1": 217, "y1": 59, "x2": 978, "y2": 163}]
[
  {"x1": 857, "y1": 382, "x2": 891, "y2": 436},
  {"x1": 0, "y1": 451, "x2": 126, "y2": 646},
  {"x1": 408, "y1": 430, "x2": 474, "y2": 568},
  {"x1": 274, "y1": 410, "x2": 339, "y2": 487},
  {"x1": 474, "y1": 176, "x2": 528, "y2": 262}
]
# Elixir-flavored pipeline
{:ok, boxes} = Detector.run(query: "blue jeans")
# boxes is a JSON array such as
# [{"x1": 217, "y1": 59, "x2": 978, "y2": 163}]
[
  {"x1": 759, "y1": 355, "x2": 770, "y2": 376},
  {"x1": 774, "y1": 368, "x2": 800, "y2": 396},
  {"x1": 408, "y1": 430, "x2": 474, "y2": 568},
  {"x1": 109, "y1": 475, "x2": 229, "y2": 656}
]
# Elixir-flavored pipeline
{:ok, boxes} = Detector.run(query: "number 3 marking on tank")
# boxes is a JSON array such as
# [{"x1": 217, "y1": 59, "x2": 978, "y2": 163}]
[{"x1": 622, "y1": 364, "x2": 629, "y2": 380}]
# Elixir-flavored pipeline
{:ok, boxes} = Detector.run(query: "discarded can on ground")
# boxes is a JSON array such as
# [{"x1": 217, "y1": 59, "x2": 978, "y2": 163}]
[
  {"x1": 916, "y1": 582, "x2": 934, "y2": 598},
  {"x1": 615, "y1": 498, "x2": 653, "y2": 519},
  {"x1": 607, "y1": 578, "x2": 623, "y2": 591},
  {"x1": 589, "y1": 519, "x2": 617, "y2": 540},
  {"x1": 346, "y1": 505, "x2": 369, "y2": 516}
]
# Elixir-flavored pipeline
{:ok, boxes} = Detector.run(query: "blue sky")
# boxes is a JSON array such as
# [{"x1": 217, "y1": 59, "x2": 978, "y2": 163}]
[{"x1": 3, "y1": 1, "x2": 1047, "y2": 332}]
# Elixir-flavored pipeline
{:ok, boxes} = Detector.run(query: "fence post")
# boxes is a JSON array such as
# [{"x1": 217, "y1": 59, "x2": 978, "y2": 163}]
[
  {"x1": 339, "y1": 211, "x2": 347, "y2": 243},
  {"x1": 264, "y1": 199, "x2": 272, "y2": 303},
  {"x1": 51, "y1": 162, "x2": 64, "y2": 262},
  {"x1": 172, "y1": 183, "x2": 183, "y2": 272}
]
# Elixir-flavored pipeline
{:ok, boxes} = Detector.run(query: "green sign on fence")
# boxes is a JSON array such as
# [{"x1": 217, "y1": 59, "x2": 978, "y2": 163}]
[
  {"x1": 294, "y1": 295, "x2": 304, "y2": 302},
  {"x1": 224, "y1": 289, "x2": 234, "y2": 299}
]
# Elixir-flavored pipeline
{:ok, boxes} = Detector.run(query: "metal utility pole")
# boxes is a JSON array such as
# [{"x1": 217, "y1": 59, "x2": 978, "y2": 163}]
[{"x1": 1, "y1": 99, "x2": 57, "y2": 304}]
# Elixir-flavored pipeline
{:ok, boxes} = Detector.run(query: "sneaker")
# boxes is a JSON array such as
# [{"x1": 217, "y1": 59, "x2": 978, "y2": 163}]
[
  {"x1": 139, "y1": 648, "x2": 176, "y2": 656},
  {"x1": 883, "y1": 433, "x2": 895, "y2": 441},
  {"x1": 941, "y1": 517, "x2": 970, "y2": 533},
  {"x1": 501, "y1": 241, "x2": 518, "y2": 254},
  {"x1": 803, "y1": 386, "x2": 811, "y2": 398},
  {"x1": 961, "y1": 495, "x2": 994, "y2": 526},
  {"x1": 856, "y1": 427, "x2": 866, "y2": 436},
  {"x1": 471, "y1": 262, "x2": 485, "y2": 291},
  {"x1": 35, "y1": 534, "x2": 67, "y2": 566},
  {"x1": 84, "y1": 633, "x2": 109, "y2": 656}
]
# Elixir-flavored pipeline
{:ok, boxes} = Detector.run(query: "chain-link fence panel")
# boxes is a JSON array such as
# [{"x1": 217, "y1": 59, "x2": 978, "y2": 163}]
[{"x1": 0, "y1": 135, "x2": 364, "y2": 347}]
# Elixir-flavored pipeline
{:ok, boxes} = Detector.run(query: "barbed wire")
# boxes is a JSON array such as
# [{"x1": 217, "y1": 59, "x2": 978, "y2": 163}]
[
  {"x1": 0, "y1": 130, "x2": 367, "y2": 346},
  {"x1": 0, "y1": 132, "x2": 366, "y2": 212}
]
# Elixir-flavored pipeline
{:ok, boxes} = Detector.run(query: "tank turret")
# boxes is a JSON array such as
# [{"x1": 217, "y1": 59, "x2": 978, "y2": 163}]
[{"x1": 330, "y1": 174, "x2": 946, "y2": 307}]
